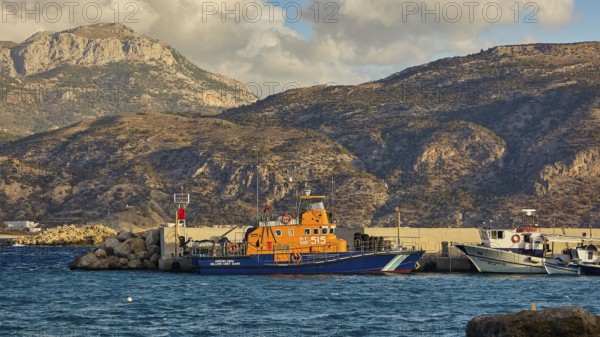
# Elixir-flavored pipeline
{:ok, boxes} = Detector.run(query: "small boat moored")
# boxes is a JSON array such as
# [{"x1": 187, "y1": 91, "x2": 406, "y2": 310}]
[
  {"x1": 455, "y1": 208, "x2": 600, "y2": 275},
  {"x1": 454, "y1": 242, "x2": 547, "y2": 274},
  {"x1": 454, "y1": 209, "x2": 549, "y2": 274},
  {"x1": 544, "y1": 259, "x2": 580, "y2": 275},
  {"x1": 546, "y1": 243, "x2": 600, "y2": 276}
]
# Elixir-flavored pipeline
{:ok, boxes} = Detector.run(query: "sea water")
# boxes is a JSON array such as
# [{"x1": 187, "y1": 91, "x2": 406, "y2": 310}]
[{"x1": 1, "y1": 246, "x2": 599, "y2": 337}]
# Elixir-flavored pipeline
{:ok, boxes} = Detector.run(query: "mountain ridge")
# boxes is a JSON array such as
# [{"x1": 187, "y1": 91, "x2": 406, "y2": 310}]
[
  {"x1": 1, "y1": 33, "x2": 599, "y2": 228},
  {"x1": 0, "y1": 112, "x2": 387, "y2": 228},
  {"x1": 0, "y1": 23, "x2": 257, "y2": 136},
  {"x1": 222, "y1": 41, "x2": 600, "y2": 227}
]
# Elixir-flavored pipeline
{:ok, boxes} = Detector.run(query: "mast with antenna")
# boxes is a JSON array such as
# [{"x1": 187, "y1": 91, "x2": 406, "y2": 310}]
[
  {"x1": 296, "y1": 166, "x2": 312, "y2": 217},
  {"x1": 330, "y1": 176, "x2": 335, "y2": 214},
  {"x1": 286, "y1": 166, "x2": 297, "y2": 218},
  {"x1": 255, "y1": 151, "x2": 259, "y2": 226}
]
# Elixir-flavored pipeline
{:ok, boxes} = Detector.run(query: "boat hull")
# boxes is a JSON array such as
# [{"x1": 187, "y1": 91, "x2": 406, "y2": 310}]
[
  {"x1": 455, "y1": 244, "x2": 545, "y2": 274},
  {"x1": 544, "y1": 260, "x2": 580, "y2": 275},
  {"x1": 190, "y1": 250, "x2": 424, "y2": 275},
  {"x1": 579, "y1": 264, "x2": 600, "y2": 275}
]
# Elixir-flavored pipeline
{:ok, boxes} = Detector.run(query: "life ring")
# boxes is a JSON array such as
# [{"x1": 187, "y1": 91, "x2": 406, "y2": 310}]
[
  {"x1": 511, "y1": 234, "x2": 521, "y2": 243},
  {"x1": 291, "y1": 252, "x2": 302, "y2": 263},
  {"x1": 227, "y1": 242, "x2": 239, "y2": 254},
  {"x1": 281, "y1": 213, "x2": 292, "y2": 225}
]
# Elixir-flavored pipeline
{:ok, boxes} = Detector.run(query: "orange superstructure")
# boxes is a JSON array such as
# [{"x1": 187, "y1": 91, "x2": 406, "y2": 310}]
[{"x1": 245, "y1": 195, "x2": 347, "y2": 262}]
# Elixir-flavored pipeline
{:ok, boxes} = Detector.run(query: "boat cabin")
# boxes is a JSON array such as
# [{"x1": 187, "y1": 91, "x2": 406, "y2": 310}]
[
  {"x1": 568, "y1": 244, "x2": 600, "y2": 264},
  {"x1": 244, "y1": 195, "x2": 347, "y2": 261},
  {"x1": 479, "y1": 227, "x2": 546, "y2": 257}
]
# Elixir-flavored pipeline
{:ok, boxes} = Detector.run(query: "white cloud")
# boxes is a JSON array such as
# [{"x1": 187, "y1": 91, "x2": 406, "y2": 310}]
[
  {"x1": 0, "y1": 0, "x2": 578, "y2": 97},
  {"x1": 536, "y1": 0, "x2": 576, "y2": 26},
  {"x1": 520, "y1": 35, "x2": 538, "y2": 44}
]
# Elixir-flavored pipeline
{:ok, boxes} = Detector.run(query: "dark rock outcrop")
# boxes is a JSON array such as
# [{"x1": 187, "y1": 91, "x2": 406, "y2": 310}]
[
  {"x1": 117, "y1": 231, "x2": 135, "y2": 242},
  {"x1": 127, "y1": 238, "x2": 146, "y2": 253},
  {"x1": 466, "y1": 306, "x2": 600, "y2": 337},
  {"x1": 70, "y1": 229, "x2": 161, "y2": 270},
  {"x1": 146, "y1": 230, "x2": 160, "y2": 246}
]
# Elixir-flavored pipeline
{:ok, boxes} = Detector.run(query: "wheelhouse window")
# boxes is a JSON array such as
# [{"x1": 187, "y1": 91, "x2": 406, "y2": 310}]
[
  {"x1": 329, "y1": 227, "x2": 335, "y2": 234},
  {"x1": 489, "y1": 231, "x2": 504, "y2": 239},
  {"x1": 308, "y1": 202, "x2": 325, "y2": 210},
  {"x1": 321, "y1": 226, "x2": 328, "y2": 235},
  {"x1": 275, "y1": 230, "x2": 282, "y2": 236},
  {"x1": 304, "y1": 229, "x2": 310, "y2": 235},
  {"x1": 313, "y1": 228, "x2": 319, "y2": 235}
]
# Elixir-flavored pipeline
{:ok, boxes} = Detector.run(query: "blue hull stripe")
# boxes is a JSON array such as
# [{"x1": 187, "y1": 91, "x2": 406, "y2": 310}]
[
  {"x1": 381, "y1": 254, "x2": 408, "y2": 272},
  {"x1": 190, "y1": 251, "x2": 424, "y2": 275},
  {"x1": 579, "y1": 265, "x2": 600, "y2": 275}
]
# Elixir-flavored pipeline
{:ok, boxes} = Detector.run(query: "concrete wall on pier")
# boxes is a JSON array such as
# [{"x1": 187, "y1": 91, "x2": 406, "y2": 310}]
[{"x1": 161, "y1": 226, "x2": 597, "y2": 256}]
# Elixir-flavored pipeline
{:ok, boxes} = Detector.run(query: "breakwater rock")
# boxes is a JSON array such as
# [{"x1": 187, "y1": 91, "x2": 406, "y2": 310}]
[
  {"x1": 17, "y1": 224, "x2": 116, "y2": 246},
  {"x1": 466, "y1": 306, "x2": 600, "y2": 337},
  {"x1": 69, "y1": 229, "x2": 161, "y2": 270}
]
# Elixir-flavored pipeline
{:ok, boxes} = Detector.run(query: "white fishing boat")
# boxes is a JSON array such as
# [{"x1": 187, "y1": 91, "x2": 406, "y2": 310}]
[
  {"x1": 454, "y1": 231, "x2": 548, "y2": 274},
  {"x1": 454, "y1": 209, "x2": 552, "y2": 273},
  {"x1": 456, "y1": 215, "x2": 599, "y2": 274}
]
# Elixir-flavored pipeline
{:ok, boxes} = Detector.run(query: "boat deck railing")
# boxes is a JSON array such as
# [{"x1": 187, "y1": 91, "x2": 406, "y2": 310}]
[
  {"x1": 186, "y1": 241, "x2": 250, "y2": 257},
  {"x1": 352, "y1": 235, "x2": 419, "y2": 253},
  {"x1": 187, "y1": 239, "x2": 422, "y2": 264}
]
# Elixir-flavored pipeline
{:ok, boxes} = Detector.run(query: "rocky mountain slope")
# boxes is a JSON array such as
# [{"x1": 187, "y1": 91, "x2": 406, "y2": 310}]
[
  {"x1": 0, "y1": 37, "x2": 598, "y2": 228},
  {"x1": 224, "y1": 42, "x2": 600, "y2": 227},
  {"x1": 0, "y1": 23, "x2": 257, "y2": 137},
  {"x1": 0, "y1": 112, "x2": 386, "y2": 228}
]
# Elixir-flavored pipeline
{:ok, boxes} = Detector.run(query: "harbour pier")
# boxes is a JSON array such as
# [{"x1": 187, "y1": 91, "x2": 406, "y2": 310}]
[{"x1": 158, "y1": 226, "x2": 596, "y2": 272}]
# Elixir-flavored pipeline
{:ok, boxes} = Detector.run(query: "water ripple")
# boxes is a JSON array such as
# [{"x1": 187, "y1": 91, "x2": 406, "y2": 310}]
[{"x1": 2, "y1": 247, "x2": 600, "y2": 336}]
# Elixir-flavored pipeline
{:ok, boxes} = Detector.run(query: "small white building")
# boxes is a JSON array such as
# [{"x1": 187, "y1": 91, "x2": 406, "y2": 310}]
[{"x1": 5, "y1": 221, "x2": 42, "y2": 233}]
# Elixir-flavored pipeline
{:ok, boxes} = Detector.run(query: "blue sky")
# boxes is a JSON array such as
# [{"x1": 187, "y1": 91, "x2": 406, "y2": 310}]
[
  {"x1": 565, "y1": 1, "x2": 600, "y2": 42},
  {"x1": 277, "y1": 0, "x2": 600, "y2": 43},
  {"x1": 481, "y1": 1, "x2": 598, "y2": 45},
  {"x1": 257, "y1": 0, "x2": 598, "y2": 87},
  {"x1": 282, "y1": 1, "x2": 590, "y2": 44},
  {"x1": 271, "y1": 0, "x2": 314, "y2": 38}
]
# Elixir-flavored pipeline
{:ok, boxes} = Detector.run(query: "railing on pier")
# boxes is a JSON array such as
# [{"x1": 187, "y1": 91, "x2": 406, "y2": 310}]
[
  {"x1": 186, "y1": 240, "x2": 249, "y2": 257},
  {"x1": 351, "y1": 234, "x2": 419, "y2": 253}
]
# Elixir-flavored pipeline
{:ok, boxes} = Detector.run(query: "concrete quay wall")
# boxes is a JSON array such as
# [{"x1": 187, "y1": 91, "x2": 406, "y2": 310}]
[{"x1": 160, "y1": 226, "x2": 595, "y2": 260}]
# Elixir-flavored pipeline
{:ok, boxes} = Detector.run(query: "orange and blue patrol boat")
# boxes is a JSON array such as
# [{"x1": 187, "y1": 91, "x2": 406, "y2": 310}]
[{"x1": 187, "y1": 190, "x2": 424, "y2": 275}]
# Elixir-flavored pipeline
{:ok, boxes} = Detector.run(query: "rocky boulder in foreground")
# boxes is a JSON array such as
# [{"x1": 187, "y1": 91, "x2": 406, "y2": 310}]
[
  {"x1": 69, "y1": 229, "x2": 161, "y2": 270},
  {"x1": 466, "y1": 306, "x2": 600, "y2": 337}
]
